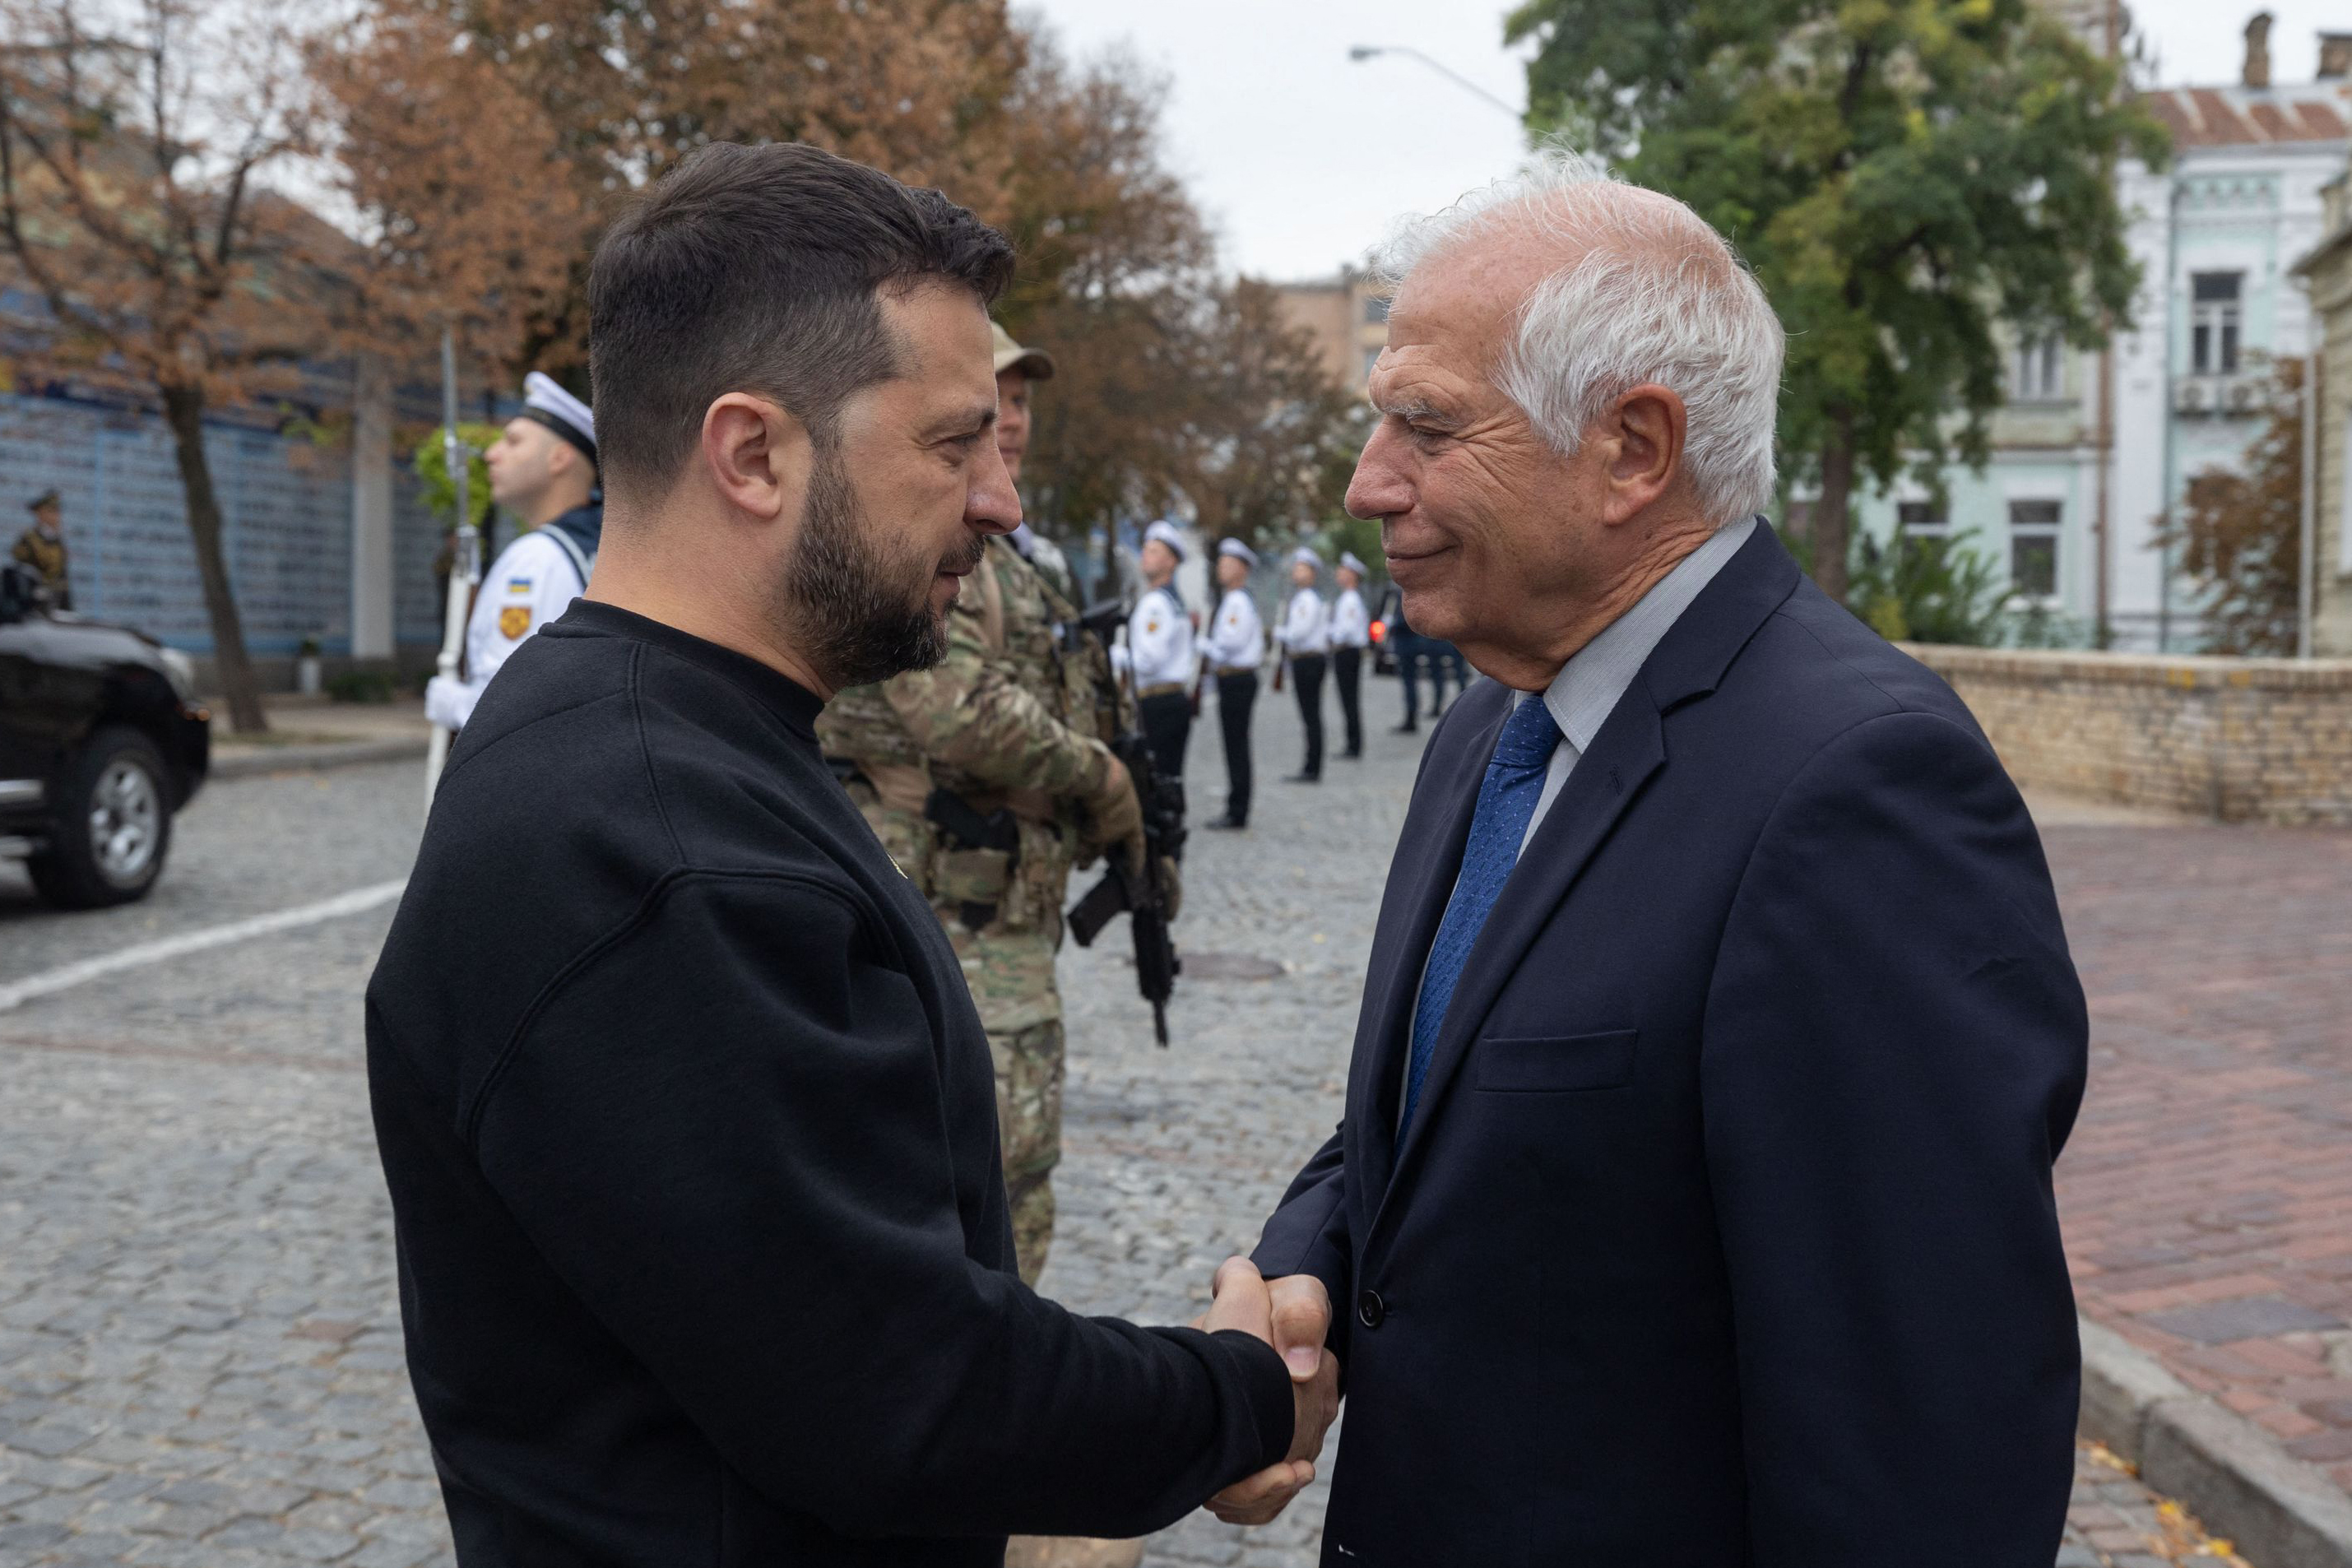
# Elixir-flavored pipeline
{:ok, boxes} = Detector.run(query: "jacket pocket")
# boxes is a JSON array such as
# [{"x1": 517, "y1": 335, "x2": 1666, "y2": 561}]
[{"x1": 1473, "y1": 1028, "x2": 1639, "y2": 1092}]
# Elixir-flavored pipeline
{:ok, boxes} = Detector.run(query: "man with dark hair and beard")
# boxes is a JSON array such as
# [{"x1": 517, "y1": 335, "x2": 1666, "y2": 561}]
[{"x1": 365, "y1": 141, "x2": 1334, "y2": 1567}]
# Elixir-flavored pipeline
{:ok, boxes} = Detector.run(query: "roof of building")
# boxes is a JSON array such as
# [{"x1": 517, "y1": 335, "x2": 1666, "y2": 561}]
[{"x1": 2140, "y1": 81, "x2": 2352, "y2": 149}]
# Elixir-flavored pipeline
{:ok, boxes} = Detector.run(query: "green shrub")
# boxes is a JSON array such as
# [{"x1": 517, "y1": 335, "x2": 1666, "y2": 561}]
[
  {"x1": 1845, "y1": 529, "x2": 2011, "y2": 647},
  {"x1": 326, "y1": 669, "x2": 400, "y2": 705}
]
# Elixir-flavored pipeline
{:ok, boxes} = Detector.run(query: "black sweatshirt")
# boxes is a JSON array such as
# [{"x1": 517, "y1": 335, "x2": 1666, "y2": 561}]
[{"x1": 366, "y1": 601, "x2": 1292, "y2": 1566}]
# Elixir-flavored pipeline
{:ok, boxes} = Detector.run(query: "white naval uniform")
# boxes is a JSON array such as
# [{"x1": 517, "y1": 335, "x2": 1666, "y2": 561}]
[
  {"x1": 1202, "y1": 588, "x2": 1265, "y2": 671},
  {"x1": 1114, "y1": 584, "x2": 1196, "y2": 689},
  {"x1": 424, "y1": 529, "x2": 590, "y2": 732},
  {"x1": 1329, "y1": 587, "x2": 1371, "y2": 650},
  {"x1": 1277, "y1": 587, "x2": 1331, "y2": 656}
]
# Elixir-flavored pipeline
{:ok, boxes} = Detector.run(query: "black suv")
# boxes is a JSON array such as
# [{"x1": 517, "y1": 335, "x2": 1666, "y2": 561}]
[{"x1": 0, "y1": 560, "x2": 211, "y2": 907}]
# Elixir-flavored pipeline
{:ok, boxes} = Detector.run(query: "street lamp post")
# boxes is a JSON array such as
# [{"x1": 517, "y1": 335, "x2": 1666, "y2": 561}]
[{"x1": 1348, "y1": 44, "x2": 1524, "y2": 121}]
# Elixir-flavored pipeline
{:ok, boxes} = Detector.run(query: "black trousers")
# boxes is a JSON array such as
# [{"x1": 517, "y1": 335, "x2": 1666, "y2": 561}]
[
  {"x1": 1396, "y1": 634, "x2": 1426, "y2": 729},
  {"x1": 1290, "y1": 654, "x2": 1326, "y2": 779},
  {"x1": 1333, "y1": 647, "x2": 1363, "y2": 757},
  {"x1": 1215, "y1": 671, "x2": 1256, "y2": 825},
  {"x1": 1137, "y1": 690, "x2": 1191, "y2": 789}
]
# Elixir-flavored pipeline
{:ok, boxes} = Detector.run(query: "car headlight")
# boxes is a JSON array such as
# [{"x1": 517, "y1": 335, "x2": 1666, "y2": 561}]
[{"x1": 158, "y1": 647, "x2": 197, "y2": 702}]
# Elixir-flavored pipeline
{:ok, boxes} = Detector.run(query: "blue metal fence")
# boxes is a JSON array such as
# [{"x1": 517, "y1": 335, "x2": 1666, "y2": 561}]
[{"x1": 0, "y1": 388, "x2": 443, "y2": 656}]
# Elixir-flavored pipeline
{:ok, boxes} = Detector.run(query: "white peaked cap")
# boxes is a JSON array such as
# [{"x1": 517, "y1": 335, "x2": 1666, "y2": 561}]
[
  {"x1": 1339, "y1": 551, "x2": 1369, "y2": 576},
  {"x1": 1144, "y1": 519, "x2": 1187, "y2": 560},
  {"x1": 1292, "y1": 546, "x2": 1324, "y2": 569},
  {"x1": 522, "y1": 371, "x2": 596, "y2": 458},
  {"x1": 1218, "y1": 537, "x2": 1259, "y2": 566}
]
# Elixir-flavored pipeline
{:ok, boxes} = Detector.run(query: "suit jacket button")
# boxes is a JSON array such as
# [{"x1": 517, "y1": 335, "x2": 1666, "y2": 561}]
[{"x1": 1357, "y1": 1288, "x2": 1385, "y2": 1329}]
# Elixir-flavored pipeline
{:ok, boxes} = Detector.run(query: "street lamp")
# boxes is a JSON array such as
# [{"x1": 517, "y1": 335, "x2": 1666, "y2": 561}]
[{"x1": 1348, "y1": 44, "x2": 1524, "y2": 121}]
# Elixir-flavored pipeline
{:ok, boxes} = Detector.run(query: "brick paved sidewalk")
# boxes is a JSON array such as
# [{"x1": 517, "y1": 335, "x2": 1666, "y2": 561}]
[{"x1": 2048, "y1": 823, "x2": 2352, "y2": 1491}]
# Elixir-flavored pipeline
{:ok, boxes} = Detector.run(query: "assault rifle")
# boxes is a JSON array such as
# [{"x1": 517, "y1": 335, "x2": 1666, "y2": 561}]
[{"x1": 1065, "y1": 599, "x2": 1185, "y2": 1045}]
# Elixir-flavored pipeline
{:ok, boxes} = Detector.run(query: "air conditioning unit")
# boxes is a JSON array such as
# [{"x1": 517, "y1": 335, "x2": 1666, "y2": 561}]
[
  {"x1": 2225, "y1": 377, "x2": 2261, "y2": 415},
  {"x1": 2173, "y1": 379, "x2": 2210, "y2": 415}
]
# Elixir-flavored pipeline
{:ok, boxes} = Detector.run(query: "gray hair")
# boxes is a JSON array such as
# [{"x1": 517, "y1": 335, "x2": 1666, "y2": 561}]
[{"x1": 1375, "y1": 144, "x2": 1785, "y2": 528}]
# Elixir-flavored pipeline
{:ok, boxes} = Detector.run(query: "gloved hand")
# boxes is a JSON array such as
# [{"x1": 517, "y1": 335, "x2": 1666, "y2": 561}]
[
  {"x1": 423, "y1": 674, "x2": 474, "y2": 733},
  {"x1": 1157, "y1": 854, "x2": 1182, "y2": 922},
  {"x1": 1082, "y1": 749, "x2": 1146, "y2": 876}
]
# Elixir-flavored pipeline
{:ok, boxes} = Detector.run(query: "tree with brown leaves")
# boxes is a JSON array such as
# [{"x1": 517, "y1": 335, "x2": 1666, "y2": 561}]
[
  {"x1": 2169, "y1": 356, "x2": 2303, "y2": 656},
  {"x1": 0, "y1": 0, "x2": 576, "y2": 732},
  {"x1": 0, "y1": 0, "x2": 331, "y2": 731}
]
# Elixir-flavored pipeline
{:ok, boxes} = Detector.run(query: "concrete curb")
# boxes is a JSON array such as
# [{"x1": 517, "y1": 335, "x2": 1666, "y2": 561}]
[
  {"x1": 2080, "y1": 1315, "x2": 2352, "y2": 1568},
  {"x1": 210, "y1": 737, "x2": 428, "y2": 781}
]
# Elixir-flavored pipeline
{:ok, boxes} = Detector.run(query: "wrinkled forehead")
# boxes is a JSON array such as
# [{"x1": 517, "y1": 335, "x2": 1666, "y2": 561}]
[{"x1": 1378, "y1": 227, "x2": 1575, "y2": 398}]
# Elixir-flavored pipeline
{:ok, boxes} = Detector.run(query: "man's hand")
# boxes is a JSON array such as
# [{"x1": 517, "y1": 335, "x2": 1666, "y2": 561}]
[
  {"x1": 1157, "y1": 855, "x2": 1183, "y2": 922},
  {"x1": 1083, "y1": 751, "x2": 1146, "y2": 875},
  {"x1": 1195, "y1": 1261, "x2": 1338, "y2": 1527}
]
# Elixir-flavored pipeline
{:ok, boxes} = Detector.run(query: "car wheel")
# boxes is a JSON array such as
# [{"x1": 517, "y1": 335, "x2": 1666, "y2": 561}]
[{"x1": 28, "y1": 726, "x2": 174, "y2": 909}]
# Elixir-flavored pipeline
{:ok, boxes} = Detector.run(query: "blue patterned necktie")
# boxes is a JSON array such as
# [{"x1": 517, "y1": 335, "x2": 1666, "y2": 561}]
[{"x1": 1400, "y1": 694, "x2": 1563, "y2": 1135}]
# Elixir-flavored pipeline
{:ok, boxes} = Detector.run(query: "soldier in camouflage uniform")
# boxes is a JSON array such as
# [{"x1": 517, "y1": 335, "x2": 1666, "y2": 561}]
[
  {"x1": 11, "y1": 490, "x2": 71, "y2": 610},
  {"x1": 817, "y1": 324, "x2": 1143, "y2": 1288}
]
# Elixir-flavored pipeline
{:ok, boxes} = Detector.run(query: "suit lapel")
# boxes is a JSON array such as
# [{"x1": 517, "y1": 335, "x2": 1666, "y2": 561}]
[
  {"x1": 1343, "y1": 687, "x2": 1507, "y2": 1213},
  {"x1": 1366, "y1": 693, "x2": 1667, "y2": 1255},
  {"x1": 1362, "y1": 522, "x2": 1804, "y2": 1260}
]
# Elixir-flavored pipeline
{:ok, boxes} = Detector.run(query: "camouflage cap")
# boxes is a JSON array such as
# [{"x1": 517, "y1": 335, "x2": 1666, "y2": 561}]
[{"x1": 992, "y1": 322, "x2": 1055, "y2": 381}]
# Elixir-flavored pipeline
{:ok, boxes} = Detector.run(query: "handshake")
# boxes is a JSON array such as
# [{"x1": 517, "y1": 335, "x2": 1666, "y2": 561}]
[{"x1": 1192, "y1": 1258, "x2": 1342, "y2": 1526}]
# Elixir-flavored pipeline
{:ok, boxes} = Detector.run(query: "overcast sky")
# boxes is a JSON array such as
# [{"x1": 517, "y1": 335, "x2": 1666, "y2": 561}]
[{"x1": 1018, "y1": 0, "x2": 2352, "y2": 283}]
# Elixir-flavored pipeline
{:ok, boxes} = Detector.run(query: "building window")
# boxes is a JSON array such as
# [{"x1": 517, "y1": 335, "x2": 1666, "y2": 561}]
[
  {"x1": 2011, "y1": 335, "x2": 2063, "y2": 401},
  {"x1": 2008, "y1": 499, "x2": 2061, "y2": 598},
  {"x1": 2191, "y1": 271, "x2": 2243, "y2": 374},
  {"x1": 1896, "y1": 500, "x2": 1949, "y2": 540},
  {"x1": 1363, "y1": 294, "x2": 1390, "y2": 324}
]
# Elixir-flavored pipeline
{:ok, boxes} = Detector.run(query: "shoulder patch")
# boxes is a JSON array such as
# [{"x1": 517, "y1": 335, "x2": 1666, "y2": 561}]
[
  {"x1": 506, "y1": 577, "x2": 534, "y2": 595},
  {"x1": 499, "y1": 605, "x2": 533, "y2": 640}
]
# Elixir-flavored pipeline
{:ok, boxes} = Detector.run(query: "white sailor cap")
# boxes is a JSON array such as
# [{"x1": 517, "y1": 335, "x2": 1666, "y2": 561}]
[
  {"x1": 1144, "y1": 519, "x2": 1187, "y2": 560},
  {"x1": 1339, "y1": 551, "x2": 1369, "y2": 576},
  {"x1": 1218, "y1": 537, "x2": 1259, "y2": 566},
  {"x1": 1291, "y1": 546, "x2": 1323, "y2": 570},
  {"x1": 521, "y1": 371, "x2": 596, "y2": 466}
]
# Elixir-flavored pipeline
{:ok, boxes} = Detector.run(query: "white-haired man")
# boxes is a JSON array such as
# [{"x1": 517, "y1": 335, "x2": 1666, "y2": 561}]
[{"x1": 1222, "y1": 150, "x2": 2088, "y2": 1561}]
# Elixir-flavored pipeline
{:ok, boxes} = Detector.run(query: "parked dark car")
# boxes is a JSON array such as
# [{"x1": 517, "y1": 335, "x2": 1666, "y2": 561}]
[{"x1": 0, "y1": 561, "x2": 211, "y2": 907}]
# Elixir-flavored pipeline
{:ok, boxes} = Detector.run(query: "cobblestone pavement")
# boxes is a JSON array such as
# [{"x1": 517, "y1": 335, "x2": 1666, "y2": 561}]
[
  {"x1": 2047, "y1": 822, "x2": 2352, "y2": 1492},
  {"x1": 0, "y1": 687, "x2": 2280, "y2": 1565}
]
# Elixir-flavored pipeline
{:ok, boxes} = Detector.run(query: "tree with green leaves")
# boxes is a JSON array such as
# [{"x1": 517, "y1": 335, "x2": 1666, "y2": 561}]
[{"x1": 1509, "y1": 0, "x2": 2168, "y2": 601}]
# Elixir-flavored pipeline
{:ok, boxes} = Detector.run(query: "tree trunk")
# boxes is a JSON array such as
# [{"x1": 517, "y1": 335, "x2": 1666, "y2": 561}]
[
  {"x1": 161, "y1": 383, "x2": 268, "y2": 734},
  {"x1": 1812, "y1": 410, "x2": 1858, "y2": 605}
]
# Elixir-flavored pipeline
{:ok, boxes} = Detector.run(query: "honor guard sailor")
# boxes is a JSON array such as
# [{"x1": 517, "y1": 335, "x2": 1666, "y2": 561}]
[
  {"x1": 1330, "y1": 550, "x2": 1371, "y2": 760},
  {"x1": 1201, "y1": 538, "x2": 1264, "y2": 830},
  {"x1": 423, "y1": 373, "x2": 602, "y2": 733},
  {"x1": 1116, "y1": 518, "x2": 1196, "y2": 785},
  {"x1": 1275, "y1": 545, "x2": 1330, "y2": 783}
]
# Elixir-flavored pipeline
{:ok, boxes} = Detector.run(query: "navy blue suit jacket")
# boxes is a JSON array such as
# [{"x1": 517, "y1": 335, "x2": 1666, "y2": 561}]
[{"x1": 1255, "y1": 524, "x2": 2087, "y2": 1566}]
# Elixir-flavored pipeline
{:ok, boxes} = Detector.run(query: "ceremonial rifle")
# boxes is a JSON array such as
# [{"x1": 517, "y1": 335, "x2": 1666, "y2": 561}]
[
  {"x1": 1065, "y1": 598, "x2": 1185, "y2": 1045},
  {"x1": 424, "y1": 330, "x2": 479, "y2": 808}
]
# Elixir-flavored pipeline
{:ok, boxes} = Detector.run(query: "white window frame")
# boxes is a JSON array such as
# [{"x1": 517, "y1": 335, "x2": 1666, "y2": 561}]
[
  {"x1": 2190, "y1": 271, "x2": 2243, "y2": 376},
  {"x1": 1895, "y1": 500, "x2": 1950, "y2": 540},
  {"x1": 2011, "y1": 335, "x2": 2064, "y2": 402},
  {"x1": 2006, "y1": 499, "x2": 2062, "y2": 602}
]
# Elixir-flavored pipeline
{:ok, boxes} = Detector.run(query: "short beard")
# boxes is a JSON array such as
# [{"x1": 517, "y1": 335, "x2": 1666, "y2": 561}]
[{"x1": 782, "y1": 445, "x2": 970, "y2": 689}]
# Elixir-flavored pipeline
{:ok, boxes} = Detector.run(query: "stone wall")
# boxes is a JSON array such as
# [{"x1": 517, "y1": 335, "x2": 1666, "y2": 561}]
[{"x1": 1904, "y1": 644, "x2": 2352, "y2": 824}]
